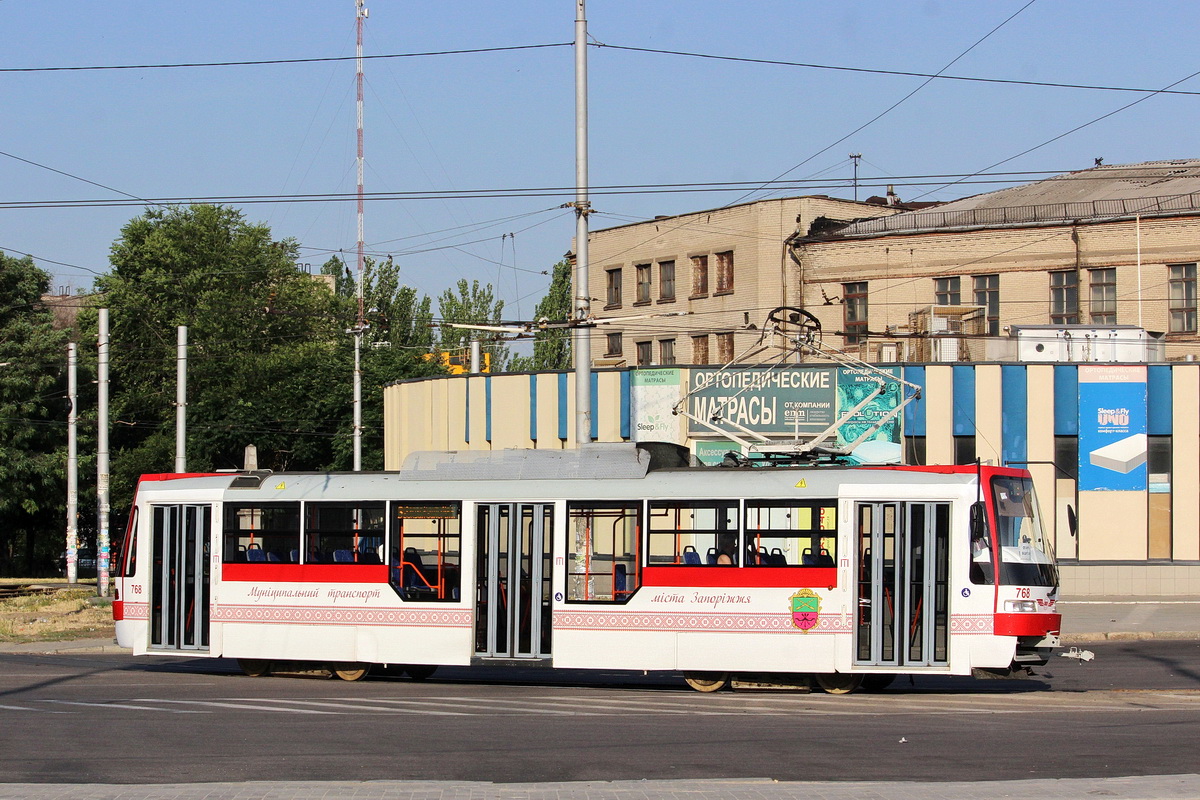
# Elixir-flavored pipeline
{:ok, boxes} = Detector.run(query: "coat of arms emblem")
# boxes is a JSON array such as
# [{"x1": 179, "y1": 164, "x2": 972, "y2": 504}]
[{"x1": 790, "y1": 588, "x2": 820, "y2": 631}]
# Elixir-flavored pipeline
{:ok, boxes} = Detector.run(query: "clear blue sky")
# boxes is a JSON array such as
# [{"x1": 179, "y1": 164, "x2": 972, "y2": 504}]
[{"x1": 2, "y1": 1, "x2": 1198, "y2": 321}]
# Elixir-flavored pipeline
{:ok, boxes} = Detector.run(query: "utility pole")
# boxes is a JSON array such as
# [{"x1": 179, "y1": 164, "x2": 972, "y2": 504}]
[
  {"x1": 97, "y1": 309, "x2": 110, "y2": 597},
  {"x1": 352, "y1": 0, "x2": 369, "y2": 471},
  {"x1": 849, "y1": 153, "x2": 862, "y2": 202},
  {"x1": 573, "y1": 0, "x2": 592, "y2": 445},
  {"x1": 66, "y1": 342, "x2": 78, "y2": 585},
  {"x1": 175, "y1": 326, "x2": 187, "y2": 473}
]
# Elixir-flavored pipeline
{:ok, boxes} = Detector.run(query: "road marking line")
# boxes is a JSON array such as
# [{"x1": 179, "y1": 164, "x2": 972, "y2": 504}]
[
  {"x1": 140, "y1": 699, "x2": 337, "y2": 714},
  {"x1": 40, "y1": 700, "x2": 206, "y2": 714}
]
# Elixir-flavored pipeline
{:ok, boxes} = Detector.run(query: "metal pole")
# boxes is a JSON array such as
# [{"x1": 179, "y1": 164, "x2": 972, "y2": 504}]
[
  {"x1": 97, "y1": 309, "x2": 110, "y2": 597},
  {"x1": 66, "y1": 342, "x2": 78, "y2": 585},
  {"x1": 573, "y1": 0, "x2": 592, "y2": 445},
  {"x1": 470, "y1": 338, "x2": 482, "y2": 374},
  {"x1": 352, "y1": 0, "x2": 368, "y2": 471},
  {"x1": 175, "y1": 325, "x2": 187, "y2": 473}
]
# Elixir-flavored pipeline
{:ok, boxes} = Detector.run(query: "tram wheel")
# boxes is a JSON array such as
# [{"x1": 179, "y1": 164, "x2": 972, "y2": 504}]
[
  {"x1": 331, "y1": 663, "x2": 371, "y2": 681},
  {"x1": 405, "y1": 665, "x2": 438, "y2": 681},
  {"x1": 814, "y1": 672, "x2": 863, "y2": 695},
  {"x1": 683, "y1": 672, "x2": 730, "y2": 693},
  {"x1": 861, "y1": 673, "x2": 897, "y2": 692},
  {"x1": 238, "y1": 659, "x2": 271, "y2": 678}
]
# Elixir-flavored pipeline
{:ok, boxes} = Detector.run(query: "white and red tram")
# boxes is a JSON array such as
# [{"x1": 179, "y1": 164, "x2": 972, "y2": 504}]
[{"x1": 113, "y1": 444, "x2": 1061, "y2": 692}]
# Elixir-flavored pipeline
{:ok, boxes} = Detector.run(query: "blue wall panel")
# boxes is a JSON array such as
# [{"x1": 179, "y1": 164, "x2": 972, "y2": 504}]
[
  {"x1": 558, "y1": 373, "x2": 568, "y2": 440},
  {"x1": 952, "y1": 365, "x2": 976, "y2": 436},
  {"x1": 1148, "y1": 365, "x2": 1173, "y2": 435},
  {"x1": 1053, "y1": 365, "x2": 1078, "y2": 436},
  {"x1": 902, "y1": 366, "x2": 926, "y2": 437},
  {"x1": 1001, "y1": 365, "x2": 1028, "y2": 466},
  {"x1": 485, "y1": 376, "x2": 492, "y2": 442},
  {"x1": 620, "y1": 371, "x2": 631, "y2": 439},
  {"x1": 529, "y1": 374, "x2": 538, "y2": 441}
]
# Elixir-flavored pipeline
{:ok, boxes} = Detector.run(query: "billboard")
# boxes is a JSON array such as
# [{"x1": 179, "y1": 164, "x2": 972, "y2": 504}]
[{"x1": 1078, "y1": 365, "x2": 1148, "y2": 491}]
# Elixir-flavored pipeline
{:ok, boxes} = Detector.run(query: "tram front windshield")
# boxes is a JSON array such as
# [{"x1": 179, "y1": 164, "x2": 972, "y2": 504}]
[{"x1": 991, "y1": 475, "x2": 1058, "y2": 587}]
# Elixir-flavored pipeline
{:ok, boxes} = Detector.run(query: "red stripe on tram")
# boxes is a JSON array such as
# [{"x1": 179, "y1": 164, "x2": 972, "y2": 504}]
[{"x1": 221, "y1": 564, "x2": 389, "y2": 583}]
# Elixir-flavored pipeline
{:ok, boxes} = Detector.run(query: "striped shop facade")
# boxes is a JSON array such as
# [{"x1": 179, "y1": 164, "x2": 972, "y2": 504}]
[{"x1": 383, "y1": 364, "x2": 1200, "y2": 597}]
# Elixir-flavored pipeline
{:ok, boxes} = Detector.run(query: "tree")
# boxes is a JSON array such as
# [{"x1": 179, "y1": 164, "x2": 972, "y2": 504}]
[
  {"x1": 510, "y1": 258, "x2": 573, "y2": 371},
  {"x1": 321, "y1": 254, "x2": 442, "y2": 469},
  {"x1": 82, "y1": 204, "x2": 353, "y2": 510},
  {"x1": 0, "y1": 254, "x2": 69, "y2": 575},
  {"x1": 437, "y1": 279, "x2": 510, "y2": 371}
]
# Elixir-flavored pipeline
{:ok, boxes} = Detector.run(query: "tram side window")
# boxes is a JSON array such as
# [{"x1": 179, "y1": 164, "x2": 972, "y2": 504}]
[
  {"x1": 391, "y1": 502, "x2": 461, "y2": 601},
  {"x1": 223, "y1": 504, "x2": 300, "y2": 563},
  {"x1": 743, "y1": 501, "x2": 837, "y2": 566},
  {"x1": 647, "y1": 500, "x2": 739, "y2": 566},
  {"x1": 566, "y1": 502, "x2": 640, "y2": 602},
  {"x1": 121, "y1": 508, "x2": 139, "y2": 578},
  {"x1": 306, "y1": 502, "x2": 385, "y2": 564}
]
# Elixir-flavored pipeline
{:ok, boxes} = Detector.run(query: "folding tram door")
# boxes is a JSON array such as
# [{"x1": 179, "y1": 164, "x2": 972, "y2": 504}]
[
  {"x1": 149, "y1": 504, "x2": 212, "y2": 651},
  {"x1": 475, "y1": 503, "x2": 554, "y2": 659},
  {"x1": 855, "y1": 501, "x2": 949, "y2": 668}
]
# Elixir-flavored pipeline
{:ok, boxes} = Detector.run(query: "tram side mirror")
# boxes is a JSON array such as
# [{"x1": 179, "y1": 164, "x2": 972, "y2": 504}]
[
  {"x1": 1067, "y1": 505, "x2": 1078, "y2": 538},
  {"x1": 969, "y1": 501, "x2": 987, "y2": 547}
]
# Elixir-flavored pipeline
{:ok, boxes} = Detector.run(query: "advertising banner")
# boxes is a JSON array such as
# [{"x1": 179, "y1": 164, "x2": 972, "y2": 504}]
[
  {"x1": 835, "y1": 366, "x2": 902, "y2": 448},
  {"x1": 630, "y1": 368, "x2": 684, "y2": 444},
  {"x1": 1078, "y1": 365, "x2": 1147, "y2": 491},
  {"x1": 685, "y1": 366, "x2": 837, "y2": 437}
]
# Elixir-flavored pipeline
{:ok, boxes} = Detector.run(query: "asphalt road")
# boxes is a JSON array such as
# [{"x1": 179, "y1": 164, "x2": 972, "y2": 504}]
[{"x1": 1, "y1": 642, "x2": 1197, "y2": 785}]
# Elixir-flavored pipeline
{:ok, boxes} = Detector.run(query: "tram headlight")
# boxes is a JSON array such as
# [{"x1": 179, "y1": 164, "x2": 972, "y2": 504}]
[{"x1": 1004, "y1": 600, "x2": 1037, "y2": 613}]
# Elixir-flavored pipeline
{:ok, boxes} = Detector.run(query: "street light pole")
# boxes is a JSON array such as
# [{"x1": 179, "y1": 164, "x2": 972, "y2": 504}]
[{"x1": 573, "y1": 0, "x2": 592, "y2": 446}]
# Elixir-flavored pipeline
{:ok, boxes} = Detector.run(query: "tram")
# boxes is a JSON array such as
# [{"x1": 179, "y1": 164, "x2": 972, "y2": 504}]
[{"x1": 112, "y1": 443, "x2": 1061, "y2": 693}]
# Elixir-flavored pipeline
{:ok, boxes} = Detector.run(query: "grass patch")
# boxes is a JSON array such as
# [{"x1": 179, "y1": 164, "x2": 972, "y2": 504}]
[{"x1": 0, "y1": 586, "x2": 115, "y2": 644}]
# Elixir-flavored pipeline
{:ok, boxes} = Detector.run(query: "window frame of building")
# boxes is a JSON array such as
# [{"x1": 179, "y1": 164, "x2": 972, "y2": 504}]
[
  {"x1": 605, "y1": 332, "x2": 623, "y2": 357},
  {"x1": 934, "y1": 276, "x2": 961, "y2": 306},
  {"x1": 605, "y1": 267, "x2": 622, "y2": 309},
  {"x1": 842, "y1": 281, "x2": 868, "y2": 345},
  {"x1": 1088, "y1": 267, "x2": 1117, "y2": 326},
  {"x1": 658, "y1": 260, "x2": 676, "y2": 302},
  {"x1": 1168, "y1": 263, "x2": 1197, "y2": 333},
  {"x1": 690, "y1": 255, "x2": 709, "y2": 298},
  {"x1": 691, "y1": 334, "x2": 709, "y2": 365},
  {"x1": 659, "y1": 338, "x2": 676, "y2": 365},
  {"x1": 1050, "y1": 270, "x2": 1080, "y2": 325},
  {"x1": 714, "y1": 250, "x2": 734, "y2": 295},
  {"x1": 973, "y1": 274, "x2": 1000, "y2": 336},
  {"x1": 635, "y1": 340, "x2": 652, "y2": 366},
  {"x1": 715, "y1": 332, "x2": 734, "y2": 363},
  {"x1": 635, "y1": 263, "x2": 652, "y2": 305}
]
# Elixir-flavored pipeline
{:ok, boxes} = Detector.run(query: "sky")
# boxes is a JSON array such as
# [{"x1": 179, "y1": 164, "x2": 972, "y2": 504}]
[{"x1": 3, "y1": 0, "x2": 1199, "y2": 325}]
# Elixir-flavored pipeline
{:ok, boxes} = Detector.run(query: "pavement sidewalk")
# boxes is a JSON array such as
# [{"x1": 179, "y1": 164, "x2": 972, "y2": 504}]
[{"x1": 2, "y1": 775, "x2": 1200, "y2": 800}]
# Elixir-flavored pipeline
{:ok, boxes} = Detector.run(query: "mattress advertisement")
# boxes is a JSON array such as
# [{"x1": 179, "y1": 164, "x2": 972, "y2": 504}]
[{"x1": 1078, "y1": 365, "x2": 1148, "y2": 491}]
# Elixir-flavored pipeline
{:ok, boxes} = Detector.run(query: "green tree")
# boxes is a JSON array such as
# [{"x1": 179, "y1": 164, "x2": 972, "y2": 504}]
[
  {"x1": 437, "y1": 278, "x2": 510, "y2": 371},
  {"x1": 0, "y1": 254, "x2": 69, "y2": 575},
  {"x1": 321, "y1": 254, "x2": 442, "y2": 469},
  {"x1": 510, "y1": 258, "x2": 573, "y2": 371},
  {"x1": 83, "y1": 204, "x2": 351, "y2": 509}
]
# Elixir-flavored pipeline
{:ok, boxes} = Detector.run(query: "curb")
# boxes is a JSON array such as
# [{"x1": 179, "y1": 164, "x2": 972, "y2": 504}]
[{"x1": 1062, "y1": 630, "x2": 1200, "y2": 644}]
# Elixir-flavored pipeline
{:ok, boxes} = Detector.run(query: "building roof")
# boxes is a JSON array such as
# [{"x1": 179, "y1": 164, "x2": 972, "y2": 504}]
[{"x1": 809, "y1": 159, "x2": 1200, "y2": 240}]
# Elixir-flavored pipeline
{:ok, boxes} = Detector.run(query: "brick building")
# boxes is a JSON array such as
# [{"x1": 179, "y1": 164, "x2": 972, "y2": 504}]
[{"x1": 794, "y1": 160, "x2": 1200, "y2": 360}]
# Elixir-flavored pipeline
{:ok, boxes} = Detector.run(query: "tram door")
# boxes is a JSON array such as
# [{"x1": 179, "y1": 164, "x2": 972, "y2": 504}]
[
  {"x1": 475, "y1": 503, "x2": 553, "y2": 659},
  {"x1": 149, "y1": 504, "x2": 211, "y2": 651},
  {"x1": 855, "y1": 502, "x2": 949, "y2": 668}
]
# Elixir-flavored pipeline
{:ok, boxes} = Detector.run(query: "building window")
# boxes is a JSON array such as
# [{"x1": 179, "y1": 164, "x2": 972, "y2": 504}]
[
  {"x1": 843, "y1": 281, "x2": 867, "y2": 345},
  {"x1": 691, "y1": 334, "x2": 709, "y2": 365},
  {"x1": 1169, "y1": 263, "x2": 1197, "y2": 333},
  {"x1": 658, "y1": 260, "x2": 676, "y2": 301},
  {"x1": 605, "y1": 267, "x2": 622, "y2": 308},
  {"x1": 935, "y1": 276, "x2": 961, "y2": 305},
  {"x1": 691, "y1": 255, "x2": 709, "y2": 297},
  {"x1": 635, "y1": 263, "x2": 651, "y2": 304},
  {"x1": 659, "y1": 338, "x2": 676, "y2": 365},
  {"x1": 715, "y1": 251, "x2": 734, "y2": 294},
  {"x1": 636, "y1": 340, "x2": 652, "y2": 366},
  {"x1": 716, "y1": 332, "x2": 734, "y2": 363},
  {"x1": 973, "y1": 274, "x2": 1000, "y2": 336},
  {"x1": 605, "y1": 332, "x2": 622, "y2": 357},
  {"x1": 1050, "y1": 270, "x2": 1080, "y2": 325},
  {"x1": 1089, "y1": 268, "x2": 1116, "y2": 326}
]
